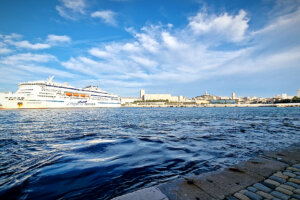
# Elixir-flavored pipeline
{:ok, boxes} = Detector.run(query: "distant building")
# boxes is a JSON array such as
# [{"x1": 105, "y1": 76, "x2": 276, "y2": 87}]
[
  {"x1": 121, "y1": 97, "x2": 141, "y2": 104},
  {"x1": 282, "y1": 93, "x2": 288, "y2": 99},
  {"x1": 274, "y1": 94, "x2": 281, "y2": 99},
  {"x1": 195, "y1": 91, "x2": 219, "y2": 100},
  {"x1": 140, "y1": 90, "x2": 186, "y2": 102},
  {"x1": 140, "y1": 90, "x2": 145, "y2": 99},
  {"x1": 232, "y1": 92, "x2": 236, "y2": 99},
  {"x1": 298, "y1": 89, "x2": 300, "y2": 97}
]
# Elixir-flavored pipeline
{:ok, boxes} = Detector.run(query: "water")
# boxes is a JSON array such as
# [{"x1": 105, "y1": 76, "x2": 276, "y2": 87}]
[{"x1": 0, "y1": 107, "x2": 299, "y2": 199}]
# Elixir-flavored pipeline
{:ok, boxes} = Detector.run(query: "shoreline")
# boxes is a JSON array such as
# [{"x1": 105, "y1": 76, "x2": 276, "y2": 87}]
[
  {"x1": 122, "y1": 103, "x2": 300, "y2": 108},
  {"x1": 113, "y1": 143, "x2": 300, "y2": 200}
]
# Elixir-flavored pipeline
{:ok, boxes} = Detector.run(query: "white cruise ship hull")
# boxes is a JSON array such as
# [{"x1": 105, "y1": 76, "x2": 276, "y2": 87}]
[
  {"x1": 0, "y1": 99, "x2": 121, "y2": 109},
  {"x1": 0, "y1": 76, "x2": 121, "y2": 109}
]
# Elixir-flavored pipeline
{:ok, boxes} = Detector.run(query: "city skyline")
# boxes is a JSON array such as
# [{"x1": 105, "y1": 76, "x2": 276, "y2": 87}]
[{"x1": 0, "y1": 0, "x2": 300, "y2": 98}]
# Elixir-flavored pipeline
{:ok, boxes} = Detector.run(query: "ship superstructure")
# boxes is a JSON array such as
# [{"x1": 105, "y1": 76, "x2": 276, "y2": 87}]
[{"x1": 0, "y1": 76, "x2": 120, "y2": 109}]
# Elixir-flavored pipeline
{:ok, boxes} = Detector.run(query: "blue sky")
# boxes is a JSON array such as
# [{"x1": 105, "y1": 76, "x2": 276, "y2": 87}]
[{"x1": 0, "y1": 0, "x2": 299, "y2": 98}]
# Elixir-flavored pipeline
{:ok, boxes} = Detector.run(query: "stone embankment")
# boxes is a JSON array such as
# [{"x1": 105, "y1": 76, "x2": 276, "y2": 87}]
[{"x1": 112, "y1": 144, "x2": 300, "y2": 200}]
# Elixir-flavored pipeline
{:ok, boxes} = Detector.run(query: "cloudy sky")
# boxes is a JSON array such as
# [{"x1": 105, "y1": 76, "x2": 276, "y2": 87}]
[{"x1": 0, "y1": 0, "x2": 299, "y2": 97}]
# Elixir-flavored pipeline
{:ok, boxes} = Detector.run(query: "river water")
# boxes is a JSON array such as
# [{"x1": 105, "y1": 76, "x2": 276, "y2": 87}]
[{"x1": 0, "y1": 107, "x2": 299, "y2": 199}]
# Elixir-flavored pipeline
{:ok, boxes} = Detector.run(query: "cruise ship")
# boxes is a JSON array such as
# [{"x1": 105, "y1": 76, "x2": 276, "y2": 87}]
[{"x1": 0, "y1": 76, "x2": 121, "y2": 109}]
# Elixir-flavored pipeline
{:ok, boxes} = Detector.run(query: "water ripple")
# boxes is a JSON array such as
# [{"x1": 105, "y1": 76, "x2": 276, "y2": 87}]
[{"x1": 0, "y1": 107, "x2": 299, "y2": 199}]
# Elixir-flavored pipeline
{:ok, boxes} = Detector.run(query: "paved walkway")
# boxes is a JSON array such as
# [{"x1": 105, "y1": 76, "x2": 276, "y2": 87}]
[
  {"x1": 228, "y1": 164, "x2": 300, "y2": 200},
  {"x1": 113, "y1": 144, "x2": 300, "y2": 200}
]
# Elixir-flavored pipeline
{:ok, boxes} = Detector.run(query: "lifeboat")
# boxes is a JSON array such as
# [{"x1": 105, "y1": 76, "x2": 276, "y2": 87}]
[
  {"x1": 66, "y1": 92, "x2": 72, "y2": 96},
  {"x1": 80, "y1": 94, "x2": 86, "y2": 97},
  {"x1": 73, "y1": 93, "x2": 79, "y2": 97}
]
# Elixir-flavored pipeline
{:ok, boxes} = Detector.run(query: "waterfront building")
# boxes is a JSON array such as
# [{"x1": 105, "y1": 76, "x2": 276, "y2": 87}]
[
  {"x1": 139, "y1": 90, "x2": 186, "y2": 102},
  {"x1": 298, "y1": 89, "x2": 300, "y2": 97}
]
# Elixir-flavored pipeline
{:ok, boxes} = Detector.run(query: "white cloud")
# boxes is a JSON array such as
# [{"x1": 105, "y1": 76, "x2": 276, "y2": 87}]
[
  {"x1": 46, "y1": 34, "x2": 71, "y2": 43},
  {"x1": 135, "y1": 32, "x2": 159, "y2": 53},
  {"x1": 130, "y1": 56, "x2": 158, "y2": 68},
  {"x1": 188, "y1": 9, "x2": 249, "y2": 42},
  {"x1": 8, "y1": 40, "x2": 51, "y2": 50},
  {"x1": 56, "y1": 0, "x2": 86, "y2": 20},
  {"x1": 89, "y1": 48, "x2": 112, "y2": 58},
  {"x1": 60, "y1": 6, "x2": 300, "y2": 93},
  {"x1": 3, "y1": 33, "x2": 22, "y2": 41},
  {"x1": 0, "y1": 48, "x2": 12, "y2": 54},
  {"x1": 161, "y1": 31, "x2": 182, "y2": 49},
  {"x1": 60, "y1": 0, "x2": 86, "y2": 14},
  {"x1": 1, "y1": 33, "x2": 72, "y2": 50},
  {"x1": 1, "y1": 53, "x2": 57, "y2": 65},
  {"x1": 122, "y1": 42, "x2": 141, "y2": 52},
  {"x1": 91, "y1": 10, "x2": 117, "y2": 26},
  {"x1": 16, "y1": 64, "x2": 75, "y2": 78}
]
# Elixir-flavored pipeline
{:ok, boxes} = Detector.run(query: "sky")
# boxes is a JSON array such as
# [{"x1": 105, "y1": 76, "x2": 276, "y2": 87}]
[{"x1": 0, "y1": 0, "x2": 299, "y2": 98}]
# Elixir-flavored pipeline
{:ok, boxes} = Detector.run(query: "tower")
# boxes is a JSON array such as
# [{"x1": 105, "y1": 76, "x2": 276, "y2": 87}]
[
  {"x1": 298, "y1": 89, "x2": 300, "y2": 97},
  {"x1": 232, "y1": 92, "x2": 236, "y2": 99},
  {"x1": 140, "y1": 90, "x2": 145, "y2": 100}
]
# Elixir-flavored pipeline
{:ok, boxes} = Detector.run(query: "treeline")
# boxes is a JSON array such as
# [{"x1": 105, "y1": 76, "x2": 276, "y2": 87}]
[{"x1": 275, "y1": 96, "x2": 300, "y2": 103}]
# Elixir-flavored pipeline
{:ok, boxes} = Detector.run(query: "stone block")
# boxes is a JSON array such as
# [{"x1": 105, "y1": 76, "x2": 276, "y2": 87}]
[
  {"x1": 112, "y1": 187, "x2": 168, "y2": 200},
  {"x1": 270, "y1": 191, "x2": 289, "y2": 200},
  {"x1": 157, "y1": 178, "x2": 215, "y2": 200},
  {"x1": 280, "y1": 184, "x2": 295, "y2": 191},
  {"x1": 239, "y1": 190, "x2": 248, "y2": 194},
  {"x1": 286, "y1": 182, "x2": 300, "y2": 189},
  {"x1": 273, "y1": 172, "x2": 289, "y2": 180},
  {"x1": 295, "y1": 189, "x2": 300, "y2": 195},
  {"x1": 253, "y1": 183, "x2": 271, "y2": 193},
  {"x1": 294, "y1": 164, "x2": 300, "y2": 169},
  {"x1": 269, "y1": 175, "x2": 286, "y2": 184},
  {"x1": 232, "y1": 157, "x2": 287, "y2": 178},
  {"x1": 292, "y1": 194, "x2": 300, "y2": 199},
  {"x1": 244, "y1": 191, "x2": 262, "y2": 200},
  {"x1": 189, "y1": 168, "x2": 264, "y2": 199},
  {"x1": 283, "y1": 172, "x2": 297, "y2": 178},
  {"x1": 264, "y1": 179, "x2": 280, "y2": 187},
  {"x1": 288, "y1": 167, "x2": 300, "y2": 172},
  {"x1": 234, "y1": 193, "x2": 250, "y2": 200},
  {"x1": 275, "y1": 186, "x2": 293, "y2": 195},
  {"x1": 247, "y1": 186, "x2": 257, "y2": 193},
  {"x1": 226, "y1": 196, "x2": 239, "y2": 200},
  {"x1": 261, "y1": 181, "x2": 276, "y2": 189},
  {"x1": 263, "y1": 145, "x2": 300, "y2": 165},
  {"x1": 256, "y1": 191, "x2": 273, "y2": 199},
  {"x1": 290, "y1": 178, "x2": 300, "y2": 184}
]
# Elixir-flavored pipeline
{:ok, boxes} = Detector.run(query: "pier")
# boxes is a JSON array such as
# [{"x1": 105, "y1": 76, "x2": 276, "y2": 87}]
[{"x1": 113, "y1": 143, "x2": 300, "y2": 200}]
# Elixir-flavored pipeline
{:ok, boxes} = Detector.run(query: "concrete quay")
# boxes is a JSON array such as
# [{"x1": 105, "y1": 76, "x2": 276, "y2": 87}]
[{"x1": 112, "y1": 143, "x2": 300, "y2": 200}]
